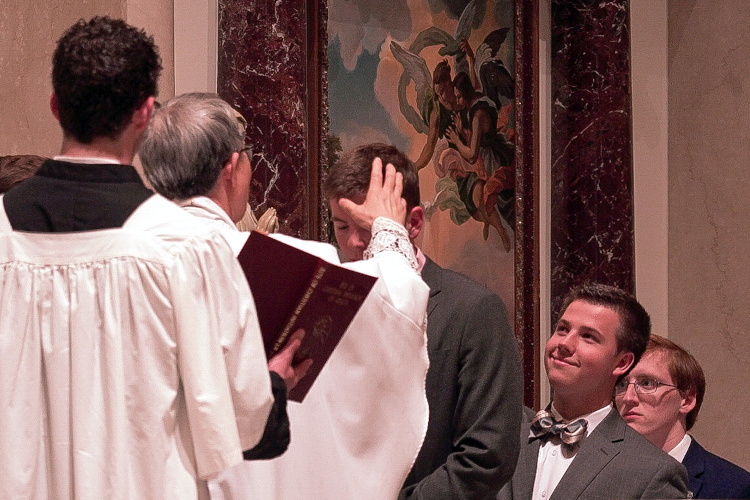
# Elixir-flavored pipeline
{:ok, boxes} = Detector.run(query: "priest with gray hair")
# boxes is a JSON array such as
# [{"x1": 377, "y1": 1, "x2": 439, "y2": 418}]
[{"x1": 139, "y1": 92, "x2": 431, "y2": 500}]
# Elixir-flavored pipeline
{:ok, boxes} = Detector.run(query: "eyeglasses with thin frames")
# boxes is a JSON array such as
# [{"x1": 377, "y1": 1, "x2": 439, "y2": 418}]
[{"x1": 614, "y1": 377, "x2": 678, "y2": 396}]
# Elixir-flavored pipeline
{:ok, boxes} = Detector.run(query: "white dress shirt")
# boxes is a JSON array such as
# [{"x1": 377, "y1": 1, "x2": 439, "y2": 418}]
[
  {"x1": 532, "y1": 404, "x2": 612, "y2": 500},
  {"x1": 668, "y1": 433, "x2": 692, "y2": 463}
]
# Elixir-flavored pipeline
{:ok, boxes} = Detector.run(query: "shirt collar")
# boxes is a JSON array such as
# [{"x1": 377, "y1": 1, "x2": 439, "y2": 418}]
[
  {"x1": 668, "y1": 433, "x2": 692, "y2": 462},
  {"x1": 415, "y1": 245, "x2": 426, "y2": 273},
  {"x1": 550, "y1": 403, "x2": 612, "y2": 436},
  {"x1": 54, "y1": 155, "x2": 120, "y2": 165},
  {"x1": 180, "y1": 196, "x2": 236, "y2": 230},
  {"x1": 39, "y1": 159, "x2": 144, "y2": 184}
]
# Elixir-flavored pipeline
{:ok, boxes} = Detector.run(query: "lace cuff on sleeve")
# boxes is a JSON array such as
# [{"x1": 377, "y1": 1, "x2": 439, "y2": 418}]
[{"x1": 363, "y1": 217, "x2": 418, "y2": 271}]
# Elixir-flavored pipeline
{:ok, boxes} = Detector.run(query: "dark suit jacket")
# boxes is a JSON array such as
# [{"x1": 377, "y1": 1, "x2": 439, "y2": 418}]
[
  {"x1": 400, "y1": 257, "x2": 524, "y2": 500},
  {"x1": 498, "y1": 408, "x2": 689, "y2": 500},
  {"x1": 683, "y1": 437, "x2": 750, "y2": 499}
]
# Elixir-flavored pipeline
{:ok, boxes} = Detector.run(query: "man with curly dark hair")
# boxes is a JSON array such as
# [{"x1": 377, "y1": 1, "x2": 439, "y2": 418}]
[
  {"x1": 0, "y1": 17, "x2": 289, "y2": 500},
  {"x1": 50, "y1": 16, "x2": 161, "y2": 144}
]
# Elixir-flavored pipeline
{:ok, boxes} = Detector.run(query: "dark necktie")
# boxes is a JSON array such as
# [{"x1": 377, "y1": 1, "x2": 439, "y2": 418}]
[{"x1": 528, "y1": 409, "x2": 588, "y2": 446}]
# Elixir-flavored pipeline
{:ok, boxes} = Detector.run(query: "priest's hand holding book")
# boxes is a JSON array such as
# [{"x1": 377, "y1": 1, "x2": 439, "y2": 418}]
[{"x1": 267, "y1": 328, "x2": 313, "y2": 392}]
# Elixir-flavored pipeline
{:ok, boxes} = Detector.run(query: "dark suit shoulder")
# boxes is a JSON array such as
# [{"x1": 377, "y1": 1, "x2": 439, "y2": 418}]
[
  {"x1": 685, "y1": 438, "x2": 750, "y2": 499},
  {"x1": 422, "y1": 257, "x2": 506, "y2": 306},
  {"x1": 407, "y1": 256, "x2": 522, "y2": 499}
]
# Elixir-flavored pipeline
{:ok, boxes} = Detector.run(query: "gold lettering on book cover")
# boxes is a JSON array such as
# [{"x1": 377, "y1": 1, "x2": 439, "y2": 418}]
[{"x1": 274, "y1": 265, "x2": 328, "y2": 352}]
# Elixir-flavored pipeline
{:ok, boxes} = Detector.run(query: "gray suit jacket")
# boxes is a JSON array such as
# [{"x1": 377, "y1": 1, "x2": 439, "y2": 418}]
[
  {"x1": 400, "y1": 257, "x2": 523, "y2": 500},
  {"x1": 498, "y1": 408, "x2": 689, "y2": 500}
]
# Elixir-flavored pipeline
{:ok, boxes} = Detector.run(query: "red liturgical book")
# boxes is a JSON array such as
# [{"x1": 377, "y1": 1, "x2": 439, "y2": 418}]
[{"x1": 237, "y1": 231, "x2": 378, "y2": 402}]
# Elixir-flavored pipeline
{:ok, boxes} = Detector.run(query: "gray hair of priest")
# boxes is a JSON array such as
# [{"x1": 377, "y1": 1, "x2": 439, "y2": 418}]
[{"x1": 139, "y1": 92, "x2": 246, "y2": 201}]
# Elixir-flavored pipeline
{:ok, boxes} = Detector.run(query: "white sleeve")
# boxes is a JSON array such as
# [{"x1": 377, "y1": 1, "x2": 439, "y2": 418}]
[
  {"x1": 363, "y1": 216, "x2": 419, "y2": 271},
  {"x1": 170, "y1": 232, "x2": 273, "y2": 480},
  {"x1": 293, "y1": 218, "x2": 429, "y2": 499},
  {"x1": 209, "y1": 222, "x2": 430, "y2": 500}
]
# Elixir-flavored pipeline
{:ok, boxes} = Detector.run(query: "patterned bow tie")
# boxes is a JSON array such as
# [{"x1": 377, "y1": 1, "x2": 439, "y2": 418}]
[{"x1": 528, "y1": 410, "x2": 588, "y2": 445}]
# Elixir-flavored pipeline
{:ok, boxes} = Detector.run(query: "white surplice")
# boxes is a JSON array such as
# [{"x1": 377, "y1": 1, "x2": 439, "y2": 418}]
[
  {"x1": 181, "y1": 197, "x2": 430, "y2": 500},
  {"x1": 0, "y1": 195, "x2": 273, "y2": 500}
]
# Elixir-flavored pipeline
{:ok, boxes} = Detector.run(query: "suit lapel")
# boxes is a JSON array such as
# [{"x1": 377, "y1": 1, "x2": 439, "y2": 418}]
[
  {"x1": 515, "y1": 432, "x2": 542, "y2": 500},
  {"x1": 550, "y1": 409, "x2": 624, "y2": 500},
  {"x1": 420, "y1": 257, "x2": 442, "y2": 316},
  {"x1": 682, "y1": 439, "x2": 705, "y2": 497}
]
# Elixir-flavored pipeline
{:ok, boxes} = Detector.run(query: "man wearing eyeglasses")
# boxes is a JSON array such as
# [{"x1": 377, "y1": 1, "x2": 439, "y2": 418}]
[
  {"x1": 498, "y1": 283, "x2": 689, "y2": 500},
  {"x1": 616, "y1": 334, "x2": 750, "y2": 498}
]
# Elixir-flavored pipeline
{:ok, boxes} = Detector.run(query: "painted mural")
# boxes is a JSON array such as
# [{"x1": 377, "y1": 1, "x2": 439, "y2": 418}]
[{"x1": 327, "y1": 0, "x2": 516, "y2": 307}]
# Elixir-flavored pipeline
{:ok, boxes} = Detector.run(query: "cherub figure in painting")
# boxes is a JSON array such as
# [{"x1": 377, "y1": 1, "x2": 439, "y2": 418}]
[{"x1": 391, "y1": 0, "x2": 515, "y2": 250}]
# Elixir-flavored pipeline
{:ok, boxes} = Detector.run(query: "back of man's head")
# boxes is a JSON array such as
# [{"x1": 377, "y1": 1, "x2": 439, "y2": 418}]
[
  {"x1": 323, "y1": 143, "x2": 420, "y2": 210},
  {"x1": 52, "y1": 16, "x2": 161, "y2": 144},
  {"x1": 559, "y1": 283, "x2": 651, "y2": 367},
  {"x1": 140, "y1": 92, "x2": 246, "y2": 201},
  {"x1": 645, "y1": 334, "x2": 705, "y2": 430}
]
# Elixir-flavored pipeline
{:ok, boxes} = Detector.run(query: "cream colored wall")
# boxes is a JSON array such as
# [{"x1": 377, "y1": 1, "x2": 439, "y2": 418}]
[
  {"x1": 173, "y1": 0, "x2": 216, "y2": 94},
  {"x1": 632, "y1": 0, "x2": 749, "y2": 471},
  {"x1": 0, "y1": 0, "x2": 173, "y2": 157},
  {"x1": 668, "y1": 0, "x2": 750, "y2": 470},
  {"x1": 632, "y1": 0, "x2": 669, "y2": 340}
]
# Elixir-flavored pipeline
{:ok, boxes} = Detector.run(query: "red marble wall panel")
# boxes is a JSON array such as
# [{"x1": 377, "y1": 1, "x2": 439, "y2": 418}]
[
  {"x1": 550, "y1": 0, "x2": 635, "y2": 318},
  {"x1": 218, "y1": 0, "x2": 323, "y2": 239}
]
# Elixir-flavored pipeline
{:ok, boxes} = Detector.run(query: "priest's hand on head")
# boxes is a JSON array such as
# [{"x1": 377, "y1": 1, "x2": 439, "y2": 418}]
[{"x1": 338, "y1": 157, "x2": 407, "y2": 230}]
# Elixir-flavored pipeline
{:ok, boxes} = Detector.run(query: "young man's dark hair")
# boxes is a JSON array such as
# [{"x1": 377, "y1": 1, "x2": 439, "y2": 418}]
[
  {"x1": 559, "y1": 282, "x2": 651, "y2": 367},
  {"x1": 0, "y1": 155, "x2": 47, "y2": 193},
  {"x1": 323, "y1": 142, "x2": 420, "y2": 211},
  {"x1": 52, "y1": 16, "x2": 161, "y2": 143}
]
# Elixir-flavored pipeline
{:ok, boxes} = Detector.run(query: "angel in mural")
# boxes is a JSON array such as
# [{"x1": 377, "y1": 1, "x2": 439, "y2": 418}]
[
  {"x1": 391, "y1": 2, "x2": 516, "y2": 251},
  {"x1": 391, "y1": 0, "x2": 482, "y2": 170},
  {"x1": 445, "y1": 68, "x2": 514, "y2": 250}
]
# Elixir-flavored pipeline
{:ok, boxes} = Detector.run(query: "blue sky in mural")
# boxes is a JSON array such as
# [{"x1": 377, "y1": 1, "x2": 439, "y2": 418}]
[{"x1": 327, "y1": 36, "x2": 409, "y2": 151}]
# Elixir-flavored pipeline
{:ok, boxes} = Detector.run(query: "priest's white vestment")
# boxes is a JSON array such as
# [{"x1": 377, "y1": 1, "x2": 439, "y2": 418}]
[
  {"x1": 0, "y1": 195, "x2": 273, "y2": 500},
  {"x1": 181, "y1": 197, "x2": 430, "y2": 500}
]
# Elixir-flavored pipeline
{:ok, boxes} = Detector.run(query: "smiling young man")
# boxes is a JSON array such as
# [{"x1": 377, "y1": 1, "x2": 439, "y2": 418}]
[
  {"x1": 498, "y1": 283, "x2": 689, "y2": 500},
  {"x1": 616, "y1": 334, "x2": 750, "y2": 499}
]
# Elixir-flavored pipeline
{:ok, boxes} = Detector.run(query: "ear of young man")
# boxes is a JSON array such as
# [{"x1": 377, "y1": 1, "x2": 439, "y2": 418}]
[
  {"x1": 679, "y1": 390, "x2": 697, "y2": 417},
  {"x1": 612, "y1": 351, "x2": 635, "y2": 379},
  {"x1": 405, "y1": 205, "x2": 424, "y2": 242}
]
